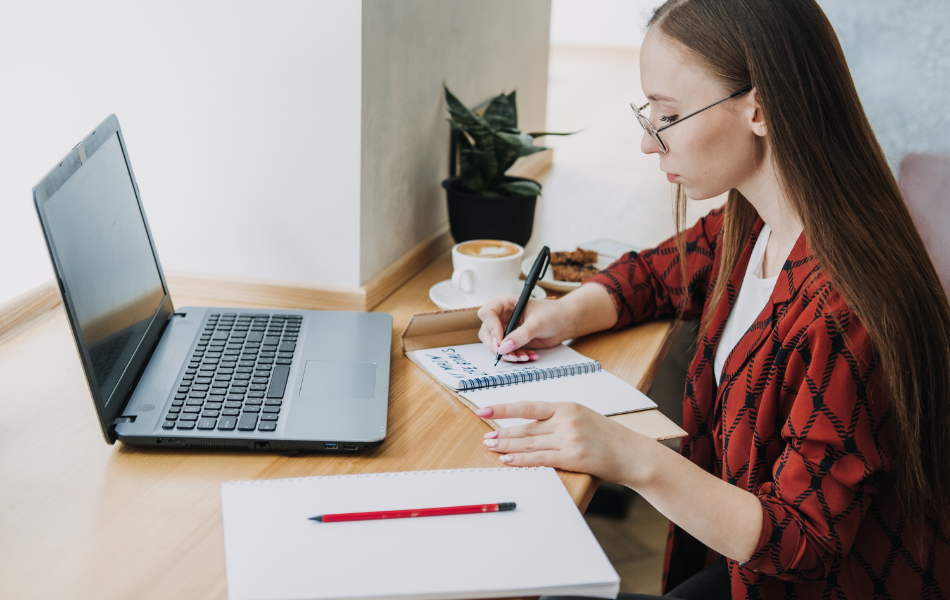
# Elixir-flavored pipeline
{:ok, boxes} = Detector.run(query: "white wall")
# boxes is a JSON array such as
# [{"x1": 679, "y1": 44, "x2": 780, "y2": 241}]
[
  {"x1": 359, "y1": 0, "x2": 551, "y2": 284},
  {"x1": 818, "y1": 0, "x2": 950, "y2": 171},
  {"x1": 550, "y1": 0, "x2": 663, "y2": 48},
  {"x1": 0, "y1": 1, "x2": 363, "y2": 305}
]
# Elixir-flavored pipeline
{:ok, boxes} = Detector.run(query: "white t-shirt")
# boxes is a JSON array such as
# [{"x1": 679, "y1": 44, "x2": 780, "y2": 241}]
[{"x1": 713, "y1": 224, "x2": 778, "y2": 386}]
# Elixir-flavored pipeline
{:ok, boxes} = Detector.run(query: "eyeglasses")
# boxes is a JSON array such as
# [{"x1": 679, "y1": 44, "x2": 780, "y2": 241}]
[{"x1": 630, "y1": 86, "x2": 753, "y2": 153}]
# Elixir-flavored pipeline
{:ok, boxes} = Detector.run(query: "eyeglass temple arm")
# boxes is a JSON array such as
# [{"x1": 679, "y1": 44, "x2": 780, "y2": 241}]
[{"x1": 654, "y1": 85, "x2": 754, "y2": 132}]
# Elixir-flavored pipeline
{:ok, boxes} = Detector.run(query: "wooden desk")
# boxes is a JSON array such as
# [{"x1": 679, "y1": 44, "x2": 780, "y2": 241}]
[{"x1": 0, "y1": 250, "x2": 677, "y2": 600}]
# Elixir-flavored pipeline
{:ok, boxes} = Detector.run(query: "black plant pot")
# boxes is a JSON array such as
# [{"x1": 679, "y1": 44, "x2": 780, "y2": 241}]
[{"x1": 443, "y1": 176, "x2": 538, "y2": 247}]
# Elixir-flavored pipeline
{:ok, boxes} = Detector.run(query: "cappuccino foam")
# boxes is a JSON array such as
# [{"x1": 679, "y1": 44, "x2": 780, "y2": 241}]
[{"x1": 457, "y1": 240, "x2": 520, "y2": 258}]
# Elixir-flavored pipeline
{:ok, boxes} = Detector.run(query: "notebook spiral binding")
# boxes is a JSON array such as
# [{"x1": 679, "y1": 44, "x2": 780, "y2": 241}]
[
  {"x1": 459, "y1": 361, "x2": 602, "y2": 391},
  {"x1": 224, "y1": 467, "x2": 548, "y2": 485}
]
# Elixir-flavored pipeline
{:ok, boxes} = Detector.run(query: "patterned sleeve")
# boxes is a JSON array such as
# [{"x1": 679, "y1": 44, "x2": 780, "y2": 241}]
[
  {"x1": 742, "y1": 308, "x2": 890, "y2": 580},
  {"x1": 583, "y1": 208, "x2": 724, "y2": 329}
]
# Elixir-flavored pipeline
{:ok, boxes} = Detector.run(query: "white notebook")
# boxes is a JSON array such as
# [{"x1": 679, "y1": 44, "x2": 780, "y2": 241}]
[
  {"x1": 413, "y1": 342, "x2": 656, "y2": 427},
  {"x1": 221, "y1": 467, "x2": 620, "y2": 600}
]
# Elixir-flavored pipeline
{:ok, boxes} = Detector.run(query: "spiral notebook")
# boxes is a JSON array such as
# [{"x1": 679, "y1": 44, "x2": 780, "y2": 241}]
[
  {"x1": 221, "y1": 467, "x2": 620, "y2": 600},
  {"x1": 412, "y1": 342, "x2": 657, "y2": 428}
]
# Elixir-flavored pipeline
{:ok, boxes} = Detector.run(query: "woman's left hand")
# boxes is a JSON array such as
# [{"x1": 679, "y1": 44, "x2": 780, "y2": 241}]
[{"x1": 476, "y1": 402, "x2": 652, "y2": 486}]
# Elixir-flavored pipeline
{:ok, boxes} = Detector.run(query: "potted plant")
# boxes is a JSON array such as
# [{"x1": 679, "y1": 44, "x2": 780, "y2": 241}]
[{"x1": 443, "y1": 86, "x2": 575, "y2": 246}]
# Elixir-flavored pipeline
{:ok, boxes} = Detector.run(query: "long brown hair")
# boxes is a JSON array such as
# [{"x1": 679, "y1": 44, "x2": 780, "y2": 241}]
[{"x1": 651, "y1": 0, "x2": 950, "y2": 531}]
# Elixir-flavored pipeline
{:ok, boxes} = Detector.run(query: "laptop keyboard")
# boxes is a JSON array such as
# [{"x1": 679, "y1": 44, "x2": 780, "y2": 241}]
[{"x1": 161, "y1": 312, "x2": 301, "y2": 433}]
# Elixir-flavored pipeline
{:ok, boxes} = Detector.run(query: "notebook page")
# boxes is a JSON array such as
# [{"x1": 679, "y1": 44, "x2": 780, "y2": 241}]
[
  {"x1": 222, "y1": 467, "x2": 619, "y2": 600},
  {"x1": 460, "y1": 370, "x2": 658, "y2": 427},
  {"x1": 413, "y1": 342, "x2": 598, "y2": 390}
]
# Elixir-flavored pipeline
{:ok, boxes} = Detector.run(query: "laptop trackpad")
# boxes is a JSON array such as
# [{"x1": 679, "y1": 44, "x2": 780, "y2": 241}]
[{"x1": 299, "y1": 360, "x2": 376, "y2": 400}]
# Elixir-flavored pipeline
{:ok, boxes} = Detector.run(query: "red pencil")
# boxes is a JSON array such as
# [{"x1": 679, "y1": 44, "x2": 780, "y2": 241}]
[{"x1": 309, "y1": 502, "x2": 516, "y2": 523}]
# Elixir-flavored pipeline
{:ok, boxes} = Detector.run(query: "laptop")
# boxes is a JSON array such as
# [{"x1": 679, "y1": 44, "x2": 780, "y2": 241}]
[{"x1": 33, "y1": 114, "x2": 392, "y2": 452}]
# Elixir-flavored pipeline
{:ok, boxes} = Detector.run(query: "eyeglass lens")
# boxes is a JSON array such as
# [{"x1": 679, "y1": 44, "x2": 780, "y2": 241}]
[{"x1": 636, "y1": 113, "x2": 667, "y2": 153}]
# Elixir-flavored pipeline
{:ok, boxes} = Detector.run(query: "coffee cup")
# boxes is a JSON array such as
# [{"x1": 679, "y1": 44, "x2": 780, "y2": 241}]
[{"x1": 451, "y1": 239, "x2": 525, "y2": 306}]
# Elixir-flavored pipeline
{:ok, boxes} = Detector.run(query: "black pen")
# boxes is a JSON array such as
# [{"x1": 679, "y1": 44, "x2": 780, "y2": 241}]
[{"x1": 495, "y1": 246, "x2": 550, "y2": 366}]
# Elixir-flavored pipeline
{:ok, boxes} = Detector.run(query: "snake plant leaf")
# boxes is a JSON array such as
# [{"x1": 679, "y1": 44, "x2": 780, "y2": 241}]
[
  {"x1": 492, "y1": 131, "x2": 526, "y2": 175},
  {"x1": 499, "y1": 180, "x2": 542, "y2": 197},
  {"x1": 482, "y1": 92, "x2": 518, "y2": 131},
  {"x1": 448, "y1": 119, "x2": 473, "y2": 150},
  {"x1": 460, "y1": 149, "x2": 499, "y2": 192},
  {"x1": 507, "y1": 90, "x2": 517, "y2": 129},
  {"x1": 527, "y1": 130, "x2": 582, "y2": 138},
  {"x1": 445, "y1": 86, "x2": 495, "y2": 152}
]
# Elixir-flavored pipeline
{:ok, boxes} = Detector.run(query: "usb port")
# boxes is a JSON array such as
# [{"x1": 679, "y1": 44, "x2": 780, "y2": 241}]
[
  {"x1": 323, "y1": 443, "x2": 338, "y2": 450},
  {"x1": 342, "y1": 444, "x2": 358, "y2": 451}
]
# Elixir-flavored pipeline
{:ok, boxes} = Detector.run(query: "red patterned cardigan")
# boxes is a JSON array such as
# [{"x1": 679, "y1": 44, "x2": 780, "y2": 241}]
[{"x1": 586, "y1": 207, "x2": 949, "y2": 600}]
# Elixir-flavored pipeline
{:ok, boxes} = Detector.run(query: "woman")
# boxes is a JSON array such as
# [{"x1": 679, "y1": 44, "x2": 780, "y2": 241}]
[{"x1": 474, "y1": 0, "x2": 950, "y2": 598}]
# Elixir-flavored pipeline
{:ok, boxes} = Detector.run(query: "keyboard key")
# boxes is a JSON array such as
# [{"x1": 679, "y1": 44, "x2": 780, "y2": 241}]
[
  {"x1": 212, "y1": 332, "x2": 229, "y2": 340},
  {"x1": 172, "y1": 400, "x2": 184, "y2": 407},
  {"x1": 222, "y1": 408, "x2": 240, "y2": 416},
  {"x1": 218, "y1": 368, "x2": 235, "y2": 374},
  {"x1": 175, "y1": 393, "x2": 187, "y2": 400},
  {"x1": 267, "y1": 365, "x2": 291, "y2": 399},
  {"x1": 179, "y1": 413, "x2": 199, "y2": 421},
  {"x1": 197, "y1": 418, "x2": 217, "y2": 430},
  {"x1": 201, "y1": 410, "x2": 220, "y2": 418},
  {"x1": 237, "y1": 367, "x2": 253, "y2": 373},
  {"x1": 165, "y1": 412, "x2": 178, "y2": 419},
  {"x1": 224, "y1": 401, "x2": 243, "y2": 408},
  {"x1": 218, "y1": 416, "x2": 237, "y2": 430},
  {"x1": 263, "y1": 336, "x2": 280, "y2": 346},
  {"x1": 250, "y1": 384, "x2": 267, "y2": 392},
  {"x1": 243, "y1": 405, "x2": 261, "y2": 413},
  {"x1": 278, "y1": 342, "x2": 296, "y2": 353},
  {"x1": 277, "y1": 358, "x2": 292, "y2": 365},
  {"x1": 186, "y1": 399, "x2": 204, "y2": 406},
  {"x1": 247, "y1": 391, "x2": 264, "y2": 398},
  {"x1": 261, "y1": 413, "x2": 279, "y2": 421},
  {"x1": 257, "y1": 358, "x2": 274, "y2": 365},
  {"x1": 183, "y1": 407, "x2": 201, "y2": 413},
  {"x1": 233, "y1": 373, "x2": 251, "y2": 380},
  {"x1": 191, "y1": 384, "x2": 210, "y2": 392},
  {"x1": 177, "y1": 421, "x2": 195, "y2": 430},
  {"x1": 162, "y1": 421, "x2": 176, "y2": 429},
  {"x1": 259, "y1": 351, "x2": 276, "y2": 358},
  {"x1": 212, "y1": 382, "x2": 229, "y2": 389},
  {"x1": 168, "y1": 406, "x2": 181, "y2": 414},
  {"x1": 244, "y1": 398, "x2": 262, "y2": 406},
  {"x1": 252, "y1": 377, "x2": 270, "y2": 384},
  {"x1": 227, "y1": 393, "x2": 245, "y2": 400},
  {"x1": 205, "y1": 402, "x2": 223, "y2": 410},
  {"x1": 237, "y1": 413, "x2": 258, "y2": 430},
  {"x1": 188, "y1": 391, "x2": 207, "y2": 399},
  {"x1": 247, "y1": 331, "x2": 264, "y2": 343},
  {"x1": 264, "y1": 399, "x2": 282, "y2": 406},
  {"x1": 262, "y1": 406, "x2": 281, "y2": 414},
  {"x1": 231, "y1": 331, "x2": 247, "y2": 338},
  {"x1": 238, "y1": 360, "x2": 256, "y2": 367},
  {"x1": 258, "y1": 422, "x2": 277, "y2": 432},
  {"x1": 186, "y1": 368, "x2": 197, "y2": 375},
  {"x1": 195, "y1": 377, "x2": 213, "y2": 384}
]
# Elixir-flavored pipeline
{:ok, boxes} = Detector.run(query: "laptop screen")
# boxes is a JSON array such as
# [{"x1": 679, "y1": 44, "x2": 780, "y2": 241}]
[{"x1": 42, "y1": 132, "x2": 166, "y2": 407}]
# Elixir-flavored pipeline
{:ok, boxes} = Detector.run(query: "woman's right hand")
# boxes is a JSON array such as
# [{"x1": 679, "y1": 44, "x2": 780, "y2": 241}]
[{"x1": 476, "y1": 295, "x2": 575, "y2": 362}]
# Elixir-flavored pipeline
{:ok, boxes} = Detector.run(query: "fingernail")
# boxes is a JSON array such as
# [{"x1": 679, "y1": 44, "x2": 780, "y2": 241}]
[
  {"x1": 483, "y1": 439, "x2": 498, "y2": 448},
  {"x1": 500, "y1": 455, "x2": 513, "y2": 463},
  {"x1": 502, "y1": 354, "x2": 517, "y2": 362},
  {"x1": 492, "y1": 337, "x2": 498, "y2": 352},
  {"x1": 528, "y1": 353, "x2": 540, "y2": 360},
  {"x1": 498, "y1": 340, "x2": 516, "y2": 354},
  {"x1": 483, "y1": 430, "x2": 499, "y2": 439},
  {"x1": 518, "y1": 354, "x2": 529, "y2": 362},
  {"x1": 475, "y1": 407, "x2": 494, "y2": 418}
]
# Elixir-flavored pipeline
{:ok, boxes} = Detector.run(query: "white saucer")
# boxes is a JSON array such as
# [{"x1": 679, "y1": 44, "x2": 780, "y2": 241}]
[
  {"x1": 429, "y1": 279, "x2": 547, "y2": 310},
  {"x1": 521, "y1": 251, "x2": 614, "y2": 292}
]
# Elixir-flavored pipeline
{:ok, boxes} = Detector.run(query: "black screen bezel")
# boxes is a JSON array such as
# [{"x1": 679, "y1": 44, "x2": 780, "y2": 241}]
[{"x1": 32, "y1": 114, "x2": 175, "y2": 444}]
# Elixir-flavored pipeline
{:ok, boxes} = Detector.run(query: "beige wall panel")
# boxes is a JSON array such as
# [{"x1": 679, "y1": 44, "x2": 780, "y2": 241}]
[{"x1": 360, "y1": 0, "x2": 552, "y2": 284}]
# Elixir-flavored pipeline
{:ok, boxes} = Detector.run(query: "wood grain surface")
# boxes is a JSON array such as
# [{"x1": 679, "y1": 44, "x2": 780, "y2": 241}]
[{"x1": 0, "y1": 250, "x2": 676, "y2": 600}]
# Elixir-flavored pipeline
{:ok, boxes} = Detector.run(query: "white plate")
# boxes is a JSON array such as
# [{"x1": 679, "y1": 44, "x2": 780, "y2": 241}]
[
  {"x1": 522, "y1": 251, "x2": 614, "y2": 292},
  {"x1": 428, "y1": 279, "x2": 547, "y2": 311}
]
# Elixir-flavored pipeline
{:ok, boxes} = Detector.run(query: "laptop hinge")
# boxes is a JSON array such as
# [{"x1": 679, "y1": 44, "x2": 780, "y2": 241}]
[
  {"x1": 77, "y1": 142, "x2": 87, "y2": 164},
  {"x1": 113, "y1": 416, "x2": 136, "y2": 424}
]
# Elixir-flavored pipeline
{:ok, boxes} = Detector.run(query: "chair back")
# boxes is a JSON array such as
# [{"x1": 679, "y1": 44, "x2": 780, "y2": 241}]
[{"x1": 899, "y1": 152, "x2": 950, "y2": 298}]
